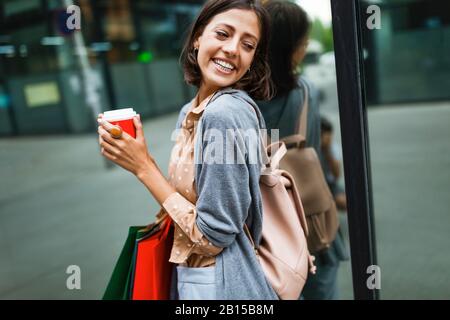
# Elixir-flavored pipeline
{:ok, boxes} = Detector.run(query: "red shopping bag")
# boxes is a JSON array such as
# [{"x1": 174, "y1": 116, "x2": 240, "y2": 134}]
[{"x1": 131, "y1": 217, "x2": 174, "y2": 300}]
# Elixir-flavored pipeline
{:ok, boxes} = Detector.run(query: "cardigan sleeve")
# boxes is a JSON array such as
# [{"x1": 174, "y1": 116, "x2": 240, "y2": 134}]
[{"x1": 193, "y1": 96, "x2": 262, "y2": 248}]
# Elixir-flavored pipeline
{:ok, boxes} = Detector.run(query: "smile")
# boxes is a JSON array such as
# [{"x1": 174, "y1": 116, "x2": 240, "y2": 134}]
[{"x1": 212, "y1": 58, "x2": 236, "y2": 74}]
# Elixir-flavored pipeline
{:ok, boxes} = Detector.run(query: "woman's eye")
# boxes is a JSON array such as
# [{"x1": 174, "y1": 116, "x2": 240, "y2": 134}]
[
  {"x1": 216, "y1": 31, "x2": 228, "y2": 38},
  {"x1": 243, "y1": 43, "x2": 255, "y2": 51}
]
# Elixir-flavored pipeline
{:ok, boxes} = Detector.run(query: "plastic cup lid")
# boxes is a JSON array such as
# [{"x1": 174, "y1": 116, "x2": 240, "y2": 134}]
[{"x1": 103, "y1": 108, "x2": 136, "y2": 121}]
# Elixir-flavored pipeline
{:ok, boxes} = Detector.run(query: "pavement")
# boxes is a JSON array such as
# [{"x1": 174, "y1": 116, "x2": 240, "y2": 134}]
[
  {"x1": 0, "y1": 89, "x2": 449, "y2": 299},
  {"x1": 0, "y1": 113, "x2": 176, "y2": 299}
]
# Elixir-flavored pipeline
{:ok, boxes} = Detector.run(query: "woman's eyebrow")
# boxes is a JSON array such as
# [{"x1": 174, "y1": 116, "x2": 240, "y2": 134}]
[{"x1": 214, "y1": 23, "x2": 259, "y2": 42}]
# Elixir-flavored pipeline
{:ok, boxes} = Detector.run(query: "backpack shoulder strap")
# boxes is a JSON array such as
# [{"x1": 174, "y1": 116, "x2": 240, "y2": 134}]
[{"x1": 295, "y1": 79, "x2": 309, "y2": 138}]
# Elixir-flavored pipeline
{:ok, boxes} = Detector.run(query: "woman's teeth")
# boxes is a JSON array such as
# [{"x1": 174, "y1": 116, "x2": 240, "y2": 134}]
[{"x1": 213, "y1": 59, "x2": 235, "y2": 71}]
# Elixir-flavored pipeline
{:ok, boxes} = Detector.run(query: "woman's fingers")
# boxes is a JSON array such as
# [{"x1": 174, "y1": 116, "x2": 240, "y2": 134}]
[
  {"x1": 100, "y1": 138, "x2": 122, "y2": 158},
  {"x1": 98, "y1": 128, "x2": 122, "y2": 156},
  {"x1": 133, "y1": 115, "x2": 144, "y2": 141},
  {"x1": 97, "y1": 118, "x2": 112, "y2": 130},
  {"x1": 98, "y1": 126, "x2": 120, "y2": 147},
  {"x1": 97, "y1": 118, "x2": 122, "y2": 137},
  {"x1": 101, "y1": 147, "x2": 117, "y2": 161}
]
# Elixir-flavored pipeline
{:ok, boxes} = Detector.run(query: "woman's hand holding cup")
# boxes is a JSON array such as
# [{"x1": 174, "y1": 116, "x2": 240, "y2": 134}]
[{"x1": 97, "y1": 111, "x2": 155, "y2": 178}]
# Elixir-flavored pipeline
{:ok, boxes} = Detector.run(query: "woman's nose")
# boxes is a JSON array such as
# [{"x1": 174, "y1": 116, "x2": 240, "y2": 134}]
[{"x1": 223, "y1": 39, "x2": 239, "y2": 57}]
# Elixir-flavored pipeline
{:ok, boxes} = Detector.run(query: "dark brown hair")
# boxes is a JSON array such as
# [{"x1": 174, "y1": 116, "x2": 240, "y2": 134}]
[
  {"x1": 264, "y1": 0, "x2": 311, "y2": 96},
  {"x1": 180, "y1": 0, "x2": 273, "y2": 100}
]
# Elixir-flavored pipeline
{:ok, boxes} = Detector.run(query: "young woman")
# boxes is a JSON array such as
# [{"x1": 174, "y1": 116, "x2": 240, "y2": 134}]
[
  {"x1": 97, "y1": 0, "x2": 277, "y2": 300},
  {"x1": 257, "y1": 0, "x2": 348, "y2": 300}
]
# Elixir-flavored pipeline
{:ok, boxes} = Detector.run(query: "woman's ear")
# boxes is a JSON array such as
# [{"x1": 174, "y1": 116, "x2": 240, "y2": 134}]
[{"x1": 193, "y1": 35, "x2": 202, "y2": 50}]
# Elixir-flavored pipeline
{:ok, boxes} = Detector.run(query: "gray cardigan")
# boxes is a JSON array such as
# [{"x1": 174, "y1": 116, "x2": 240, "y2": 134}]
[{"x1": 171, "y1": 88, "x2": 278, "y2": 300}]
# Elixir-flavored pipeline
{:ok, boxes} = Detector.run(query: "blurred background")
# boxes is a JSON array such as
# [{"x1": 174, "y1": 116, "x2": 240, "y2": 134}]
[{"x1": 0, "y1": 0, "x2": 449, "y2": 299}]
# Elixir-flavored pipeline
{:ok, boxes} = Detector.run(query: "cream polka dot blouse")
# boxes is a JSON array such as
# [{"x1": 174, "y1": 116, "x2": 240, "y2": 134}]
[{"x1": 156, "y1": 93, "x2": 222, "y2": 268}]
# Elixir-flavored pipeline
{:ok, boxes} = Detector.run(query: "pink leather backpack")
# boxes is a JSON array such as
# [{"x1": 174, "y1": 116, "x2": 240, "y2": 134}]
[{"x1": 245, "y1": 141, "x2": 314, "y2": 300}]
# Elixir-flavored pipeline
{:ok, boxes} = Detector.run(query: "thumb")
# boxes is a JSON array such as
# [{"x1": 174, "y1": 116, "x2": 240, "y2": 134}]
[{"x1": 133, "y1": 114, "x2": 144, "y2": 140}]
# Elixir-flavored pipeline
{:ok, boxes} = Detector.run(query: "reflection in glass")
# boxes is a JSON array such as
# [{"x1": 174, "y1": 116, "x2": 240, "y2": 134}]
[
  {"x1": 361, "y1": 0, "x2": 450, "y2": 299},
  {"x1": 298, "y1": 0, "x2": 353, "y2": 300}
]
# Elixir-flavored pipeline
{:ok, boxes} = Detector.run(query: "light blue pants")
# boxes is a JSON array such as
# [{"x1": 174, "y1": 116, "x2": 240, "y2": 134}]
[{"x1": 176, "y1": 266, "x2": 216, "y2": 300}]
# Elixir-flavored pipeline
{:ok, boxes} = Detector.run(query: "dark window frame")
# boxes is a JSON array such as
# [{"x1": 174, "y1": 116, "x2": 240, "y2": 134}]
[{"x1": 331, "y1": 0, "x2": 380, "y2": 300}]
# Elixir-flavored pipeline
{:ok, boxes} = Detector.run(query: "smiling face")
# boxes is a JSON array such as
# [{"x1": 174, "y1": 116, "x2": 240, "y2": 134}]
[{"x1": 193, "y1": 9, "x2": 260, "y2": 96}]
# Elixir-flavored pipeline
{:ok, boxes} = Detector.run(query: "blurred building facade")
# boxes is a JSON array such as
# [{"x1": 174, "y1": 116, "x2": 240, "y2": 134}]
[
  {"x1": 0, "y1": 0, "x2": 203, "y2": 136},
  {"x1": 361, "y1": 0, "x2": 450, "y2": 105}
]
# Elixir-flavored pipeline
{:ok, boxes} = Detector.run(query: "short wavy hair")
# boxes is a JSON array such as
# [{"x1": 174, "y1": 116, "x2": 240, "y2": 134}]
[{"x1": 180, "y1": 0, "x2": 273, "y2": 101}]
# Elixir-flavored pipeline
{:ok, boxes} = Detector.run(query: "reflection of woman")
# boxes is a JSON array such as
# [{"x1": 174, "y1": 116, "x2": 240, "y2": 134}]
[
  {"x1": 97, "y1": 0, "x2": 277, "y2": 300},
  {"x1": 257, "y1": 0, "x2": 321, "y2": 151},
  {"x1": 257, "y1": 0, "x2": 348, "y2": 300}
]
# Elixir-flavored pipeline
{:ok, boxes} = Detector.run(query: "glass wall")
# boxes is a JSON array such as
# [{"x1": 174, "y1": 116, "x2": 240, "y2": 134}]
[
  {"x1": 360, "y1": 0, "x2": 450, "y2": 298},
  {"x1": 362, "y1": 0, "x2": 450, "y2": 105}
]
